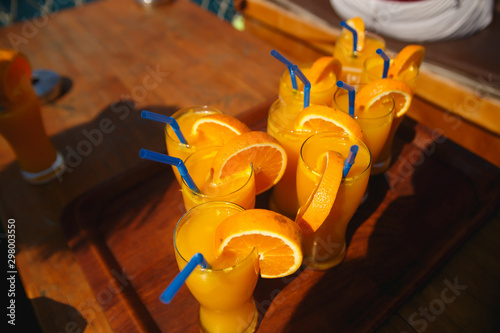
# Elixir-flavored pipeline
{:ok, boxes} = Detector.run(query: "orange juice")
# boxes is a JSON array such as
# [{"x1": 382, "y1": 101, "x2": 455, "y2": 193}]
[
  {"x1": 181, "y1": 146, "x2": 256, "y2": 210},
  {"x1": 297, "y1": 132, "x2": 371, "y2": 269},
  {"x1": 278, "y1": 63, "x2": 338, "y2": 107},
  {"x1": 361, "y1": 55, "x2": 419, "y2": 90},
  {"x1": 174, "y1": 202, "x2": 259, "y2": 333},
  {"x1": 334, "y1": 32, "x2": 385, "y2": 85},
  {"x1": 361, "y1": 56, "x2": 419, "y2": 174},
  {"x1": 266, "y1": 98, "x2": 313, "y2": 218},
  {"x1": 0, "y1": 49, "x2": 65, "y2": 183},
  {"x1": 333, "y1": 88, "x2": 394, "y2": 162},
  {"x1": 165, "y1": 105, "x2": 223, "y2": 183}
]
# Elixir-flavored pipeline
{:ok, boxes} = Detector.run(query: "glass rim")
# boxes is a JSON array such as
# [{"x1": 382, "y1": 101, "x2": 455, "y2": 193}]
[
  {"x1": 334, "y1": 31, "x2": 386, "y2": 59},
  {"x1": 333, "y1": 88, "x2": 395, "y2": 120},
  {"x1": 173, "y1": 201, "x2": 257, "y2": 272},
  {"x1": 268, "y1": 98, "x2": 321, "y2": 135},
  {"x1": 181, "y1": 146, "x2": 255, "y2": 199},
  {"x1": 164, "y1": 105, "x2": 223, "y2": 145},
  {"x1": 299, "y1": 131, "x2": 372, "y2": 183},
  {"x1": 279, "y1": 62, "x2": 338, "y2": 95},
  {"x1": 363, "y1": 55, "x2": 420, "y2": 82}
]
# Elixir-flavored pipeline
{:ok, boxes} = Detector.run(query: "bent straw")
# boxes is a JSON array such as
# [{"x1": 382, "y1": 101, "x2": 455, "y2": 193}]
[
  {"x1": 336, "y1": 81, "x2": 355, "y2": 117},
  {"x1": 340, "y1": 21, "x2": 358, "y2": 57},
  {"x1": 376, "y1": 49, "x2": 390, "y2": 79},
  {"x1": 343, "y1": 145, "x2": 359, "y2": 178},
  {"x1": 293, "y1": 65, "x2": 311, "y2": 108},
  {"x1": 160, "y1": 253, "x2": 209, "y2": 304},
  {"x1": 139, "y1": 149, "x2": 199, "y2": 193},
  {"x1": 270, "y1": 49, "x2": 298, "y2": 90},
  {"x1": 141, "y1": 110, "x2": 187, "y2": 145}
]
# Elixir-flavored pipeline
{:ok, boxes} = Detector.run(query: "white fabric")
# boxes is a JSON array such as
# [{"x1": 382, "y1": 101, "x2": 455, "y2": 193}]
[{"x1": 330, "y1": 0, "x2": 494, "y2": 42}]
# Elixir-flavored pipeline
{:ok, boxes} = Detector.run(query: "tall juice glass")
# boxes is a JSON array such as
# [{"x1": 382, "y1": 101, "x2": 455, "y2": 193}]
[
  {"x1": 181, "y1": 146, "x2": 256, "y2": 210},
  {"x1": 278, "y1": 63, "x2": 338, "y2": 107},
  {"x1": 267, "y1": 98, "x2": 314, "y2": 218},
  {"x1": 0, "y1": 49, "x2": 65, "y2": 184},
  {"x1": 333, "y1": 88, "x2": 394, "y2": 163},
  {"x1": 361, "y1": 56, "x2": 419, "y2": 174},
  {"x1": 334, "y1": 32, "x2": 385, "y2": 85},
  {"x1": 165, "y1": 105, "x2": 223, "y2": 184},
  {"x1": 297, "y1": 132, "x2": 371, "y2": 269},
  {"x1": 174, "y1": 201, "x2": 259, "y2": 333}
]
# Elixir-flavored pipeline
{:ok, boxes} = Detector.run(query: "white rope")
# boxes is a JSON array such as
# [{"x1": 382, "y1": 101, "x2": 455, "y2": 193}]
[{"x1": 329, "y1": 0, "x2": 494, "y2": 42}]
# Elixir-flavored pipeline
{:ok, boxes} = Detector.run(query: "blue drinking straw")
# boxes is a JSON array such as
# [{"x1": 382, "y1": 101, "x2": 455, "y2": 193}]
[
  {"x1": 160, "y1": 253, "x2": 209, "y2": 304},
  {"x1": 293, "y1": 65, "x2": 311, "y2": 108},
  {"x1": 270, "y1": 49, "x2": 298, "y2": 90},
  {"x1": 336, "y1": 81, "x2": 355, "y2": 117},
  {"x1": 139, "y1": 149, "x2": 199, "y2": 193},
  {"x1": 340, "y1": 21, "x2": 358, "y2": 57},
  {"x1": 376, "y1": 48, "x2": 390, "y2": 79},
  {"x1": 343, "y1": 145, "x2": 359, "y2": 178},
  {"x1": 141, "y1": 110, "x2": 188, "y2": 145}
]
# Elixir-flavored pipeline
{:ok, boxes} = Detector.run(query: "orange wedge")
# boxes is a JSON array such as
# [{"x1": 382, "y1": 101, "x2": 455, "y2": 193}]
[
  {"x1": 307, "y1": 56, "x2": 342, "y2": 85},
  {"x1": 215, "y1": 209, "x2": 303, "y2": 278},
  {"x1": 211, "y1": 131, "x2": 287, "y2": 195},
  {"x1": 191, "y1": 114, "x2": 250, "y2": 145},
  {"x1": 294, "y1": 105, "x2": 364, "y2": 140},
  {"x1": 356, "y1": 78, "x2": 413, "y2": 118},
  {"x1": 388, "y1": 45, "x2": 426, "y2": 78},
  {"x1": 295, "y1": 151, "x2": 344, "y2": 236},
  {"x1": 338, "y1": 17, "x2": 366, "y2": 53}
]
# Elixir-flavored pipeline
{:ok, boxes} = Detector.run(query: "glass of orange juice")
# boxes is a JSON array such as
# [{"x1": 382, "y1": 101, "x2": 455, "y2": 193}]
[
  {"x1": 165, "y1": 105, "x2": 223, "y2": 183},
  {"x1": 0, "y1": 49, "x2": 65, "y2": 184},
  {"x1": 266, "y1": 98, "x2": 315, "y2": 218},
  {"x1": 297, "y1": 132, "x2": 371, "y2": 269},
  {"x1": 174, "y1": 201, "x2": 259, "y2": 333},
  {"x1": 333, "y1": 87, "x2": 394, "y2": 163},
  {"x1": 181, "y1": 146, "x2": 256, "y2": 211},
  {"x1": 361, "y1": 55, "x2": 420, "y2": 174},
  {"x1": 278, "y1": 63, "x2": 338, "y2": 107},
  {"x1": 334, "y1": 30, "x2": 385, "y2": 85}
]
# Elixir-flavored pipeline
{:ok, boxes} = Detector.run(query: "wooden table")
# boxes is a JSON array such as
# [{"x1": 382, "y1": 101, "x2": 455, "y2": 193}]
[
  {"x1": 1, "y1": 1, "x2": 499, "y2": 332},
  {"x1": 0, "y1": 1, "x2": 284, "y2": 331}
]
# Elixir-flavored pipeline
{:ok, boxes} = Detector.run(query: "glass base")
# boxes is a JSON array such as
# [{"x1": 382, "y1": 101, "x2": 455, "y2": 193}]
[
  {"x1": 303, "y1": 242, "x2": 347, "y2": 270},
  {"x1": 371, "y1": 153, "x2": 392, "y2": 175},
  {"x1": 199, "y1": 300, "x2": 258, "y2": 333},
  {"x1": 20, "y1": 152, "x2": 66, "y2": 184}
]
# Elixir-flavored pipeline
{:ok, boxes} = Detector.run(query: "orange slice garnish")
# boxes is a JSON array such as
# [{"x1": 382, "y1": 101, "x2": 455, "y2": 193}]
[
  {"x1": 215, "y1": 209, "x2": 303, "y2": 278},
  {"x1": 388, "y1": 44, "x2": 426, "y2": 79},
  {"x1": 295, "y1": 151, "x2": 344, "y2": 236},
  {"x1": 356, "y1": 78, "x2": 413, "y2": 118},
  {"x1": 191, "y1": 114, "x2": 250, "y2": 145},
  {"x1": 211, "y1": 131, "x2": 287, "y2": 195},
  {"x1": 307, "y1": 56, "x2": 342, "y2": 85},
  {"x1": 294, "y1": 105, "x2": 364, "y2": 140},
  {"x1": 338, "y1": 17, "x2": 366, "y2": 54}
]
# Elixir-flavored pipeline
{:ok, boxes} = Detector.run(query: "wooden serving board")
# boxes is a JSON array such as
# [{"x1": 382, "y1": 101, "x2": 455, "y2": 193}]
[{"x1": 61, "y1": 100, "x2": 500, "y2": 332}]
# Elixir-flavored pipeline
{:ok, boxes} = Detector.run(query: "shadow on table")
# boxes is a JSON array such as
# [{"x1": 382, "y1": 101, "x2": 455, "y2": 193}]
[
  {"x1": 0, "y1": 99, "x2": 181, "y2": 260},
  {"x1": 31, "y1": 296, "x2": 87, "y2": 332}
]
